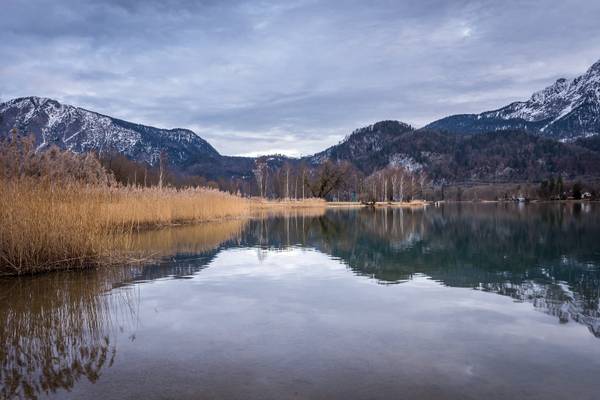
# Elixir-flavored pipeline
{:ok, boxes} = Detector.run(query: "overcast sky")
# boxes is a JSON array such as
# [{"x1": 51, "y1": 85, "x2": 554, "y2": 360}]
[{"x1": 2, "y1": 0, "x2": 600, "y2": 156}]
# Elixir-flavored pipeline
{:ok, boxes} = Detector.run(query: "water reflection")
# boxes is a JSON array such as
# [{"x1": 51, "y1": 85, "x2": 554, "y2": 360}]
[
  {"x1": 115, "y1": 219, "x2": 246, "y2": 260},
  {"x1": 0, "y1": 221, "x2": 246, "y2": 399},
  {"x1": 237, "y1": 204, "x2": 600, "y2": 337},
  {"x1": 0, "y1": 269, "x2": 136, "y2": 399},
  {"x1": 1, "y1": 204, "x2": 600, "y2": 399}
]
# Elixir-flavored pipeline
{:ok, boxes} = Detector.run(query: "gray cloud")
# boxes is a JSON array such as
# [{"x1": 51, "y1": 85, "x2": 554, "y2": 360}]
[{"x1": 2, "y1": 0, "x2": 600, "y2": 156}]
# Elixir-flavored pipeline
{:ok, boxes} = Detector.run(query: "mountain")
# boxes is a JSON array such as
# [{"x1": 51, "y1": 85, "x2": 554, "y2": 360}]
[
  {"x1": 3, "y1": 88, "x2": 600, "y2": 185},
  {"x1": 309, "y1": 120, "x2": 600, "y2": 182},
  {"x1": 309, "y1": 120, "x2": 416, "y2": 170},
  {"x1": 426, "y1": 59, "x2": 600, "y2": 140},
  {"x1": 0, "y1": 96, "x2": 257, "y2": 179},
  {"x1": 0, "y1": 96, "x2": 222, "y2": 165}
]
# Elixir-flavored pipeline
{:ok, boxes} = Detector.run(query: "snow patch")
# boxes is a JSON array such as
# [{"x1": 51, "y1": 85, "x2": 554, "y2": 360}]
[{"x1": 388, "y1": 153, "x2": 422, "y2": 172}]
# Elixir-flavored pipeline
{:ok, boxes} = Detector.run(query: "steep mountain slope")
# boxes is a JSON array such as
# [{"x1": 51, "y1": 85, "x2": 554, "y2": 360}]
[
  {"x1": 0, "y1": 96, "x2": 220, "y2": 168},
  {"x1": 426, "y1": 59, "x2": 600, "y2": 140},
  {"x1": 309, "y1": 120, "x2": 416, "y2": 171}
]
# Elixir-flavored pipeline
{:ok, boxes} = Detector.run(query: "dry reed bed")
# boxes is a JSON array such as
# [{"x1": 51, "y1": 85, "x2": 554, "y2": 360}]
[
  {"x1": 0, "y1": 180, "x2": 251, "y2": 275},
  {"x1": 0, "y1": 134, "x2": 257, "y2": 275},
  {"x1": 103, "y1": 185, "x2": 251, "y2": 229},
  {"x1": 0, "y1": 179, "x2": 330, "y2": 275}
]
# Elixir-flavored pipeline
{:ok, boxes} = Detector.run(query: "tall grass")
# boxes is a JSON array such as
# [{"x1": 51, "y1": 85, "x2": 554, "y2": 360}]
[
  {"x1": 0, "y1": 133, "x2": 324, "y2": 275},
  {"x1": 0, "y1": 179, "x2": 251, "y2": 275},
  {"x1": 1, "y1": 180, "x2": 106, "y2": 274},
  {"x1": 103, "y1": 186, "x2": 250, "y2": 229},
  {"x1": 0, "y1": 133, "x2": 250, "y2": 274}
]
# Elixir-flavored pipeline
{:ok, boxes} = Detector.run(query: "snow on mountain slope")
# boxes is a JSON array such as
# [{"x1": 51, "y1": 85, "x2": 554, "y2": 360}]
[
  {"x1": 426, "y1": 59, "x2": 600, "y2": 140},
  {"x1": 0, "y1": 96, "x2": 219, "y2": 166},
  {"x1": 310, "y1": 120, "x2": 414, "y2": 166}
]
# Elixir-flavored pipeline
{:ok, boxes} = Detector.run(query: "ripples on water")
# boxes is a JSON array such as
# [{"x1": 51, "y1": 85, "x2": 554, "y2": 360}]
[{"x1": 1, "y1": 203, "x2": 600, "y2": 399}]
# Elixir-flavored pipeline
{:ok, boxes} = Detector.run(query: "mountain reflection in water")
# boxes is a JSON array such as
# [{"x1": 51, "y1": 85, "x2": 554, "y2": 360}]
[
  {"x1": 1, "y1": 203, "x2": 599, "y2": 399},
  {"x1": 240, "y1": 204, "x2": 600, "y2": 337}
]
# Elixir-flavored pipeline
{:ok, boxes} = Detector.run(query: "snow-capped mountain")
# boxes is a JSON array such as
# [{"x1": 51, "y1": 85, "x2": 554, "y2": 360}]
[
  {"x1": 3, "y1": 61, "x2": 600, "y2": 183},
  {"x1": 0, "y1": 96, "x2": 219, "y2": 166},
  {"x1": 426, "y1": 59, "x2": 600, "y2": 140}
]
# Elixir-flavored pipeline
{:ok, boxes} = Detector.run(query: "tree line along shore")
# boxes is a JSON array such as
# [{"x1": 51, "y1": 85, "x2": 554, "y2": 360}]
[{"x1": 1, "y1": 133, "x2": 597, "y2": 275}]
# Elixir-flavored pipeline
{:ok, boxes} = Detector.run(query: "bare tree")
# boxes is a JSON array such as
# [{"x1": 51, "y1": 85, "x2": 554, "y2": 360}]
[
  {"x1": 294, "y1": 175, "x2": 298, "y2": 200},
  {"x1": 285, "y1": 164, "x2": 290, "y2": 199},
  {"x1": 399, "y1": 173, "x2": 404, "y2": 202},
  {"x1": 418, "y1": 171, "x2": 428, "y2": 199},
  {"x1": 301, "y1": 166, "x2": 306, "y2": 200},
  {"x1": 305, "y1": 161, "x2": 350, "y2": 198},
  {"x1": 253, "y1": 159, "x2": 268, "y2": 197},
  {"x1": 158, "y1": 151, "x2": 167, "y2": 189}
]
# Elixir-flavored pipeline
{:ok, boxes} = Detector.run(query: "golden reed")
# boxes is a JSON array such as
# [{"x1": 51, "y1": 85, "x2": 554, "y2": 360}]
[
  {"x1": 0, "y1": 134, "x2": 324, "y2": 275},
  {"x1": 0, "y1": 180, "x2": 252, "y2": 275}
]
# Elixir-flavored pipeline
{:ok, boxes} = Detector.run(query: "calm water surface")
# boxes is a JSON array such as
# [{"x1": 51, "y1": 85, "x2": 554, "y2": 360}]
[{"x1": 2, "y1": 204, "x2": 600, "y2": 399}]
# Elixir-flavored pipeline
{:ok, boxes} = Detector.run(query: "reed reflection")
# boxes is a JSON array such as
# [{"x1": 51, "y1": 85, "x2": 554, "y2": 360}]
[
  {"x1": 0, "y1": 219, "x2": 248, "y2": 399},
  {"x1": 0, "y1": 269, "x2": 137, "y2": 399},
  {"x1": 2, "y1": 204, "x2": 599, "y2": 400}
]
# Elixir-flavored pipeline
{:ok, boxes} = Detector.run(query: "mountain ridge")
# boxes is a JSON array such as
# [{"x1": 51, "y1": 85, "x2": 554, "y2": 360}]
[
  {"x1": 0, "y1": 96, "x2": 220, "y2": 167},
  {"x1": 308, "y1": 123, "x2": 600, "y2": 182},
  {"x1": 3, "y1": 58, "x2": 600, "y2": 184},
  {"x1": 426, "y1": 59, "x2": 600, "y2": 140},
  {"x1": 3, "y1": 96, "x2": 600, "y2": 183}
]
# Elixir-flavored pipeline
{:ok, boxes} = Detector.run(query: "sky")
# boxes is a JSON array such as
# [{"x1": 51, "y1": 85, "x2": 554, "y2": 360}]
[{"x1": 1, "y1": 0, "x2": 600, "y2": 157}]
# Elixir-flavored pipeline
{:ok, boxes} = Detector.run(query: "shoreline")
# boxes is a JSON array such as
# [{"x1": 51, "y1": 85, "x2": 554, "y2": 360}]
[
  {"x1": 0, "y1": 190, "x2": 330, "y2": 277},
  {"x1": 326, "y1": 200, "x2": 430, "y2": 208},
  {"x1": 2, "y1": 194, "x2": 597, "y2": 277}
]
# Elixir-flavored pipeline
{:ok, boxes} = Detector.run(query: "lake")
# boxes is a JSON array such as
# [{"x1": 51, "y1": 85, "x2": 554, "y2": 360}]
[{"x1": 2, "y1": 203, "x2": 600, "y2": 399}]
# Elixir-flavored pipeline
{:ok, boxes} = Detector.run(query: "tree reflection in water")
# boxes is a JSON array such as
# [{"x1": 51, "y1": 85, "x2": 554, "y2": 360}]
[
  {"x1": 2, "y1": 204, "x2": 600, "y2": 399},
  {"x1": 240, "y1": 203, "x2": 600, "y2": 337}
]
